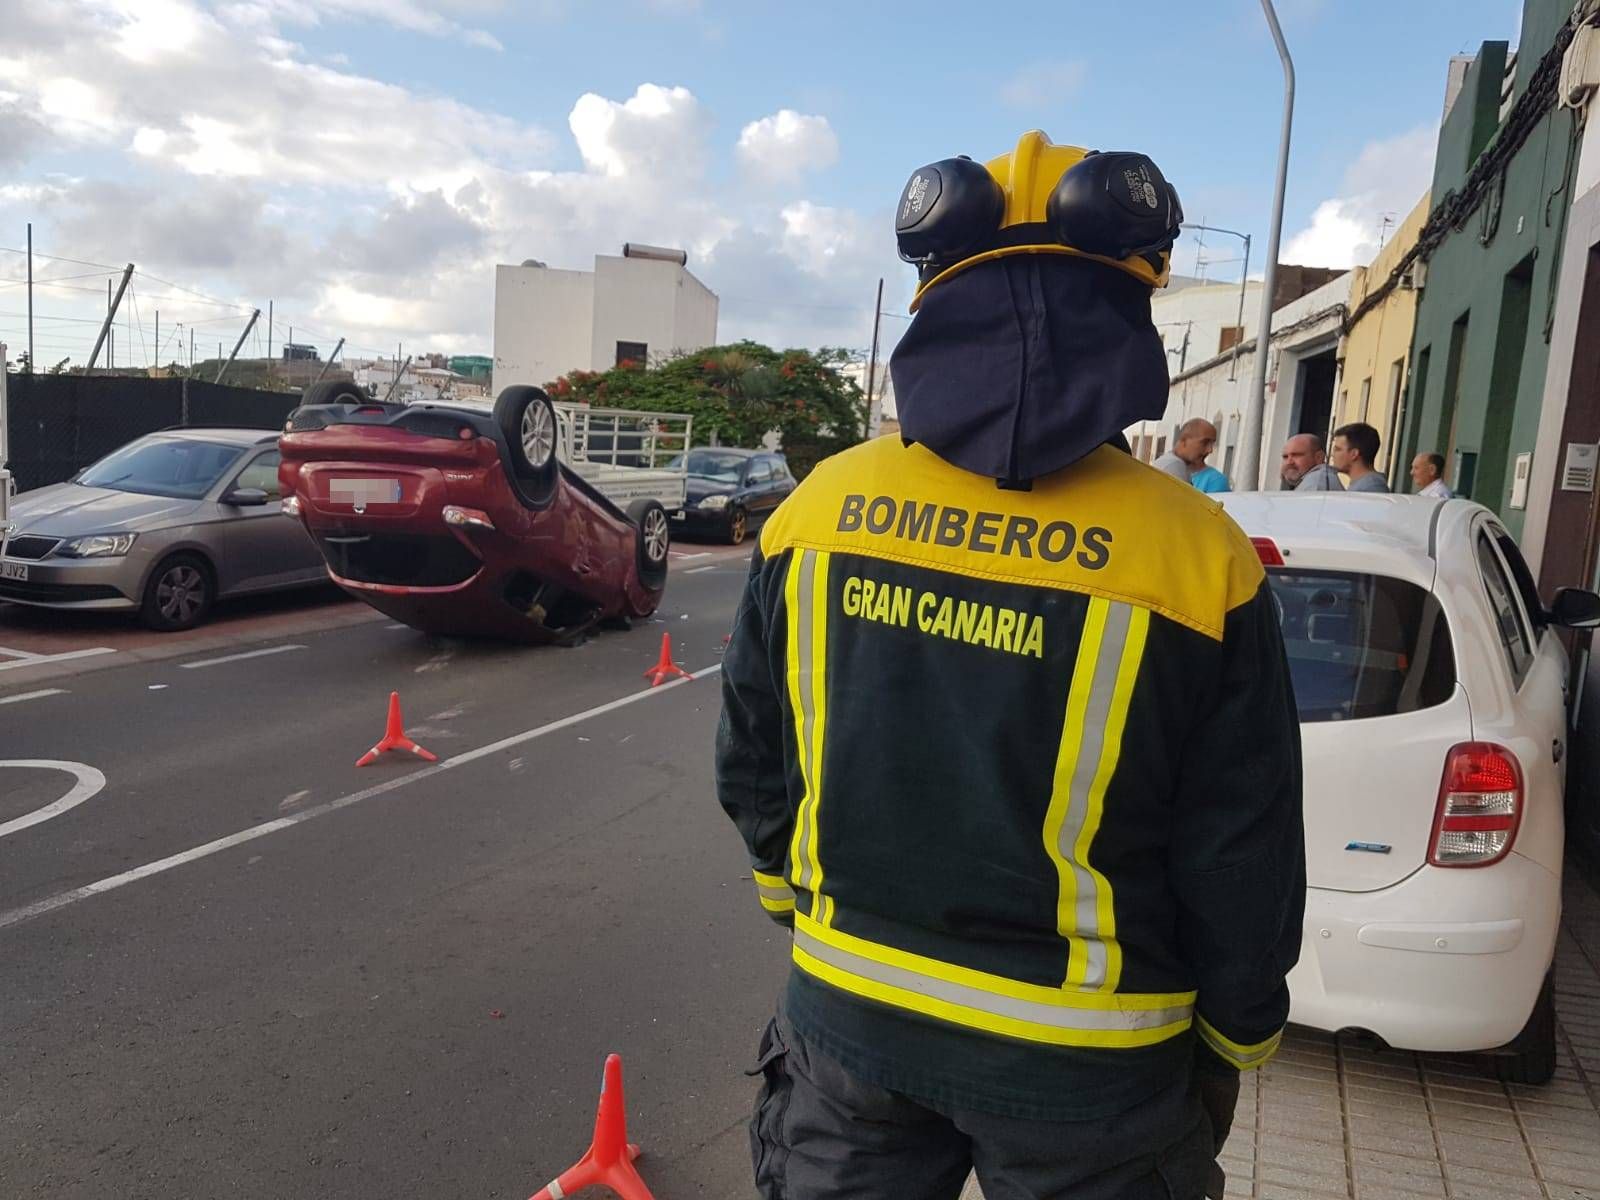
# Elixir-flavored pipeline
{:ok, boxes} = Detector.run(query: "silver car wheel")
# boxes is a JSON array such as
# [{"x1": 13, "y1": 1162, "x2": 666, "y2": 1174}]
[
  {"x1": 157, "y1": 564, "x2": 205, "y2": 624},
  {"x1": 643, "y1": 508, "x2": 669, "y2": 563},
  {"x1": 520, "y1": 402, "x2": 555, "y2": 469}
]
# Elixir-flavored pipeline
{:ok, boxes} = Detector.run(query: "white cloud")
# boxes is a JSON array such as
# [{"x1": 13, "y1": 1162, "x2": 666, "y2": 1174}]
[
  {"x1": 223, "y1": 0, "x2": 505, "y2": 50},
  {"x1": 736, "y1": 110, "x2": 839, "y2": 185},
  {"x1": 569, "y1": 83, "x2": 710, "y2": 180},
  {"x1": 1000, "y1": 60, "x2": 1088, "y2": 109},
  {"x1": 0, "y1": 0, "x2": 905, "y2": 367},
  {"x1": 1284, "y1": 125, "x2": 1437, "y2": 269}
]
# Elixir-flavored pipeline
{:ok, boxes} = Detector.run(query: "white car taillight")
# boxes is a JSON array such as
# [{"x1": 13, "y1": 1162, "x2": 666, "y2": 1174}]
[
  {"x1": 442, "y1": 505, "x2": 495, "y2": 531},
  {"x1": 1428, "y1": 743, "x2": 1523, "y2": 867}
]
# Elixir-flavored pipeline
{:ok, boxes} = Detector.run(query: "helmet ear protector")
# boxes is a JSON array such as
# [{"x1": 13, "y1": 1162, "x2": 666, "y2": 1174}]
[{"x1": 895, "y1": 148, "x2": 1183, "y2": 302}]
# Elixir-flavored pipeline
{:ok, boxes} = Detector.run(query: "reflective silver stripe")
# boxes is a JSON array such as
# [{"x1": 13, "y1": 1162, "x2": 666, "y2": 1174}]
[
  {"x1": 1057, "y1": 600, "x2": 1133, "y2": 988},
  {"x1": 756, "y1": 879, "x2": 796, "y2": 905},
  {"x1": 793, "y1": 924, "x2": 1193, "y2": 1035},
  {"x1": 1198, "y1": 1020, "x2": 1282, "y2": 1068},
  {"x1": 791, "y1": 549, "x2": 819, "y2": 892}
]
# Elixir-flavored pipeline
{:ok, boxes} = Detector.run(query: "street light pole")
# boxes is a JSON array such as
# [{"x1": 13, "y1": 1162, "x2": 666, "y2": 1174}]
[
  {"x1": 1237, "y1": 0, "x2": 1295, "y2": 492},
  {"x1": 1180, "y1": 222, "x2": 1253, "y2": 382}
]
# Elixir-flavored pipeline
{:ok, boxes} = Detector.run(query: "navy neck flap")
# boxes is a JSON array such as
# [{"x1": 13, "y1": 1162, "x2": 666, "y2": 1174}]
[{"x1": 890, "y1": 255, "x2": 1168, "y2": 487}]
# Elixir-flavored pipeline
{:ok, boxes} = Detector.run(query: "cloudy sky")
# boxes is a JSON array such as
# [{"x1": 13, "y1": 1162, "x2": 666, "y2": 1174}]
[{"x1": 0, "y1": 0, "x2": 1527, "y2": 372}]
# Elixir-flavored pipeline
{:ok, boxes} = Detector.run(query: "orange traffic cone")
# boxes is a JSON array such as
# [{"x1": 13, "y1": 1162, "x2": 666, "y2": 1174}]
[
  {"x1": 355, "y1": 691, "x2": 438, "y2": 767},
  {"x1": 643, "y1": 632, "x2": 690, "y2": 688},
  {"x1": 527, "y1": 1054, "x2": 654, "y2": 1200}
]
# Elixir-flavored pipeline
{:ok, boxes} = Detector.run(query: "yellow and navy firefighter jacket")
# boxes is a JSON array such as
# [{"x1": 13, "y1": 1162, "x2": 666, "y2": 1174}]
[{"x1": 716, "y1": 434, "x2": 1305, "y2": 1121}]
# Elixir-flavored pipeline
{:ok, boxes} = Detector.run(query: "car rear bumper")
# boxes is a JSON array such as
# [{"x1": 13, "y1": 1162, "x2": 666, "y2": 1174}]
[
  {"x1": 1288, "y1": 853, "x2": 1561, "y2": 1051},
  {"x1": 0, "y1": 557, "x2": 139, "y2": 610}
]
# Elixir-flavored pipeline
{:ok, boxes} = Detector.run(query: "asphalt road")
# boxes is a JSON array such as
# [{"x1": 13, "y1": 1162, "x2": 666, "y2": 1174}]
[{"x1": 0, "y1": 545, "x2": 784, "y2": 1199}]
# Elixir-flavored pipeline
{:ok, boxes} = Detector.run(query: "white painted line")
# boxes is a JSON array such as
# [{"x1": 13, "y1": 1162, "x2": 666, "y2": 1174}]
[
  {"x1": 0, "y1": 665, "x2": 724, "y2": 932},
  {"x1": 0, "y1": 761, "x2": 107, "y2": 839},
  {"x1": 0, "y1": 646, "x2": 43, "y2": 662},
  {"x1": 0, "y1": 688, "x2": 67, "y2": 706},
  {"x1": 671, "y1": 551, "x2": 712, "y2": 560},
  {"x1": 685, "y1": 565, "x2": 718, "y2": 575},
  {"x1": 0, "y1": 647, "x2": 115, "y2": 673},
  {"x1": 179, "y1": 644, "x2": 306, "y2": 670}
]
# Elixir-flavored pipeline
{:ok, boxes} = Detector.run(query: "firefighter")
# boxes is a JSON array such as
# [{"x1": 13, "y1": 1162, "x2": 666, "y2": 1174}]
[{"x1": 716, "y1": 131, "x2": 1304, "y2": 1200}]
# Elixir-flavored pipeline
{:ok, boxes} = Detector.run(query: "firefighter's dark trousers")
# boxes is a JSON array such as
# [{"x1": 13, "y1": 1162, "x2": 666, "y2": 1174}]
[{"x1": 748, "y1": 1011, "x2": 1236, "y2": 1200}]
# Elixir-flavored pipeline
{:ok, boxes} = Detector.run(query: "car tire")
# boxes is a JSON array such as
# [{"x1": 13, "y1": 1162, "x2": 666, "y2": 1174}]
[
  {"x1": 726, "y1": 505, "x2": 748, "y2": 546},
  {"x1": 299, "y1": 380, "x2": 370, "y2": 408},
  {"x1": 140, "y1": 553, "x2": 215, "y2": 632},
  {"x1": 628, "y1": 498, "x2": 671, "y2": 590},
  {"x1": 1494, "y1": 970, "x2": 1557, "y2": 1086},
  {"x1": 494, "y1": 386, "x2": 559, "y2": 507}
]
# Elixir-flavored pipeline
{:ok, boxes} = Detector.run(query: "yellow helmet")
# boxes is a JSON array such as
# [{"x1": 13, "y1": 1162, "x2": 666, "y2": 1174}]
[{"x1": 896, "y1": 130, "x2": 1183, "y2": 311}]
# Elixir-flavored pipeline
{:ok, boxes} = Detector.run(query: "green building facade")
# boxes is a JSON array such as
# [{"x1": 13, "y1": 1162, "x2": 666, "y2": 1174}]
[{"x1": 1403, "y1": 1, "x2": 1578, "y2": 538}]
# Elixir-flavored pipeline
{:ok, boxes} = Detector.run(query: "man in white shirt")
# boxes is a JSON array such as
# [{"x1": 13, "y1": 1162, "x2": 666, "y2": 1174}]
[
  {"x1": 1411, "y1": 452, "x2": 1453, "y2": 499},
  {"x1": 1152, "y1": 418, "x2": 1217, "y2": 483}
]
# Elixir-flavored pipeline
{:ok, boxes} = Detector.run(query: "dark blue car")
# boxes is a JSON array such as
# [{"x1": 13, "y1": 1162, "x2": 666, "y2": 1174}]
[{"x1": 669, "y1": 448, "x2": 796, "y2": 545}]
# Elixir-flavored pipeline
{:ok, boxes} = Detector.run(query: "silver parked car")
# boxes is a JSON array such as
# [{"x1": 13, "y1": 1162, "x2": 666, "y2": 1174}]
[{"x1": 0, "y1": 428, "x2": 327, "y2": 630}]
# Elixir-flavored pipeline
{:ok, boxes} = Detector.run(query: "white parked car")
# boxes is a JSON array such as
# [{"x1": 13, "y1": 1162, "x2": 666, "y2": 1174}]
[{"x1": 1219, "y1": 492, "x2": 1600, "y2": 1084}]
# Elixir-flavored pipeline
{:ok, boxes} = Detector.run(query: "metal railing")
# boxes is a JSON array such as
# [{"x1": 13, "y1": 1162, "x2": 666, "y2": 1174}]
[{"x1": 554, "y1": 403, "x2": 693, "y2": 472}]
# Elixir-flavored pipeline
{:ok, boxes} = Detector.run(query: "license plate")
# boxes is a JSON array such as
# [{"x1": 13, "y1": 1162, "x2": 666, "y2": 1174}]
[
  {"x1": 0, "y1": 561, "x2": 28, "y2": 582},
  {"x1": 330, "y1": 478, "x2": 402, "y2": 506}
]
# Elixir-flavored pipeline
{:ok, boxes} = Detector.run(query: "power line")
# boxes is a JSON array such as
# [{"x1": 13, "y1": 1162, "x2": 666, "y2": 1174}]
[{"x1": 0, "y1": 246, "x2": 121, "y2": 271}]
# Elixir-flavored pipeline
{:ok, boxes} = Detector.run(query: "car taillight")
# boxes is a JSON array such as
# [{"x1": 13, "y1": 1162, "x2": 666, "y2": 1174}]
[
  {"x1": 442, "y1": 505, "x2": 495, "y2": 531},
  {"x1": 1251, "y1": 537, "x2": 1285, "y2": 566},
  {"x1": 1428, "y1": 743, "x2": 1523, "y2": 867}
]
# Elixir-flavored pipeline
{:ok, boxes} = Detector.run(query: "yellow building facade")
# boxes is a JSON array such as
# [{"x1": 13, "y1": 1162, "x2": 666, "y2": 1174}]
[{"x1": 1333, "y1": 193, "x2": 1431, "y2": 476}]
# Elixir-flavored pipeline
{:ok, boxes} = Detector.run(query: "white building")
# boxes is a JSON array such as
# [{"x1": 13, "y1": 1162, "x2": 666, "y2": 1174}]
[
  {"x1": 1152, "y1": 278, "x2": 1262, "y2": 377},
  {"x1": 493, "y1": 244, "x2": 719, "y2": 392},
  {"x1": 1128, "y1": 271, "x2": 1353, "y2": 489}
]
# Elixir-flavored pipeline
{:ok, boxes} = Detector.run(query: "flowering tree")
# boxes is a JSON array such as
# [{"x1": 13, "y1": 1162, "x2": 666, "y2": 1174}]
[{"x1": 547, "y1": 341, "x2": 867, "y2": 478}]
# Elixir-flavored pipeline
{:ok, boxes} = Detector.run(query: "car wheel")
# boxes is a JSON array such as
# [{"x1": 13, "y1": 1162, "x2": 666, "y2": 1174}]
[
  {"x1": 140, "y1": 553, "x2": 215, "y2": 632},
  {"x1": 1494, "y1": 970, "x2": 1557, "y2": 1086},
  {"x1": 494, "y1": 386, "x2": 559, "y2": 505},
  {"x1": 300, "y1": 380, "x2": 369, "y2": 408},
  {"x1": 628, "y1": 498, "x2": 670, "y2": 589},
  {"x1": 726, "y1": 506, "x2": 748, "y2": 545}
]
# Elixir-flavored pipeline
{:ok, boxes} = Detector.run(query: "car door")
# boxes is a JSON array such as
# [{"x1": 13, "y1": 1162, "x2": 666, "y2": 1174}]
[
  {"x1": 1469, "y1": 515, "x2": 1568, "y2": 876},
  {"x1": 218, "y1": 449, "x2": 324, "y2": 594},
  {"x1": 754, "y1": 458, "x2": 787, "y2": 520}
]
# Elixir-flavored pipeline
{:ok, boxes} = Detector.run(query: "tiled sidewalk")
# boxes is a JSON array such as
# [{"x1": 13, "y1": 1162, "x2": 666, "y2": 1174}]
[
  {"x1": 1214, "y1": 870, "x2": 1600, "y2": 1200},
  {"x1": 964, "y1": 868, "x2": 1600, "y2": 1200}
]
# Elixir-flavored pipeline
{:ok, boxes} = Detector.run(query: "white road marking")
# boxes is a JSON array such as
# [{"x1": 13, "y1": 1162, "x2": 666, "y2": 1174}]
[
  {"x1": 179, "y1": 644, "x2": 306, "y2": 670},
  {"x1": 671, "y1": 551, "x2": 712, "y2": 560},
  {"x1": 0, "y1": 688, "x2": 67, "y2": 706},
  {"x1": 685, "y1": 565, "x2": 718, "y2": 575},
  {"x1": 0, "y1": 665, "x2": 724, "y2": 932},
  {"x1": 0, "y1": 761, "x2": 108, "y2": 840},
  {"x1": 0, "y1": 647, "x2": 115, "y2": 672}
]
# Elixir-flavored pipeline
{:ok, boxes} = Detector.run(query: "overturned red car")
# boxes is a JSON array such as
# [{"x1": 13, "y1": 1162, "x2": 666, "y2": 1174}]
[{"x1": 278, "y1": 381, "x2": 689, "y2": 643}]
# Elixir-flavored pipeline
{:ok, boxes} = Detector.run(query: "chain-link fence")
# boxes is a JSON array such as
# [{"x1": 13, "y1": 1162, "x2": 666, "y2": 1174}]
[{"x1": 3, "y1": 375, "x2": 298, "y2": 493}]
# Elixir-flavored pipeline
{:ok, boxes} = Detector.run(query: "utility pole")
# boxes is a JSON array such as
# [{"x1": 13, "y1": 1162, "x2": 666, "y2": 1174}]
[
  {"x1": 383, "y1": 355, "x2": 412, "y2": 403},
  {"x1": 1238, "y1": 0, "x2": 1295, "y2": 492},
  {"x1": 155, "y1": 310, "x2": 159, "y2": 372},
  {"x1": 189, "y1": 328, "x2": 195, "y2": 371},
  {"x1": 311, "y1": 337, "x2": 345, "y2": 385},
  {"x1": 215, "y1": 308, "x2": 261, "y2": 384},
  {"x1": 267, "y1": 300, "x2": 274, "y2": 387},
  {"x1": 1, "y1": 342, "x2": 11, "y2": 558},
  {"x1": 86, "y1": 264, "x2": 133, "y2": 372},
  {"x1": 864, "y1": 277, "x2": 884, "y2": 439},
  {"x1": 108, "y1": 278, "x2": 113, "y2": 370},
  {"x1": 25, "y1": 224, "x2": 33, "y2": 373}
]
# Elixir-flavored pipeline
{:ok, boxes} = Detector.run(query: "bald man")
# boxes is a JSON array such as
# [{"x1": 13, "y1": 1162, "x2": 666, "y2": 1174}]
[
  {"x1": 1280, "y1": 434, "x2": 1344, "y2": 492},
  {"x1": 1153, "y1": 418, "x2": 1217, "y2": 484}
]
